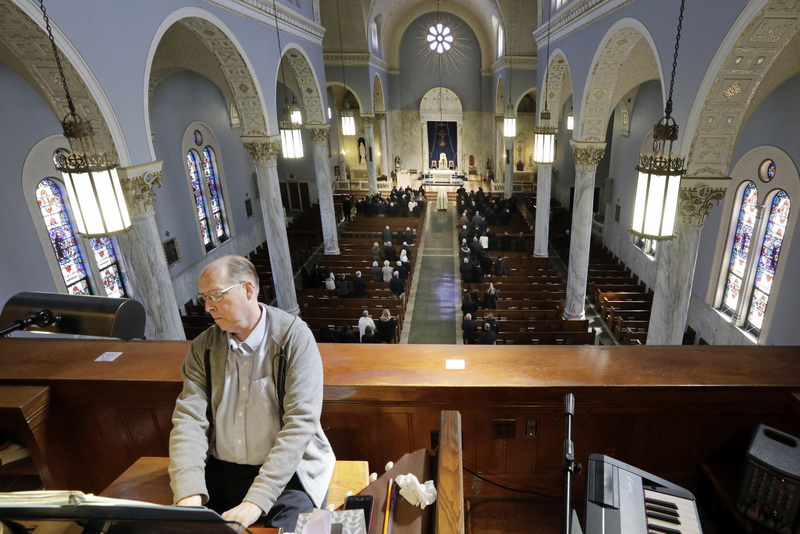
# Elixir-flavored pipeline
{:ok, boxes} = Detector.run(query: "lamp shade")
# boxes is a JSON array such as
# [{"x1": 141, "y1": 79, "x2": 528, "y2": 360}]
[
  {"x1": 630, "y1": 153, "x2": 683, "y2": 239},
  {"x1": 279, "y1": 122, "x2": 304, "y2": 159},
  {"x1": 341, "y1": 112, "x2": 356, "y2": 136},
  {"x1": 59, "y1": 160, "x2": 131, "y2": 237},
  {"x1": 0, "y1": 291, "x2": 146, "y2": 339},
  {"x1": 503, "y1": 115, "x2": 516, "y2": 138},
  {"x1": 533, "y1": 127, "x2": 556, "y2": 164}
]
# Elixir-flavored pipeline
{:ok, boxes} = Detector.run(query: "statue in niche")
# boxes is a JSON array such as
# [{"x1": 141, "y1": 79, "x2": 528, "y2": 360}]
[
  {"x1": 358, "y1": 140, "x2": 366, "y2": 164},
  {"x1": 469, "y1": 155, "x2": 475, "y2": 167}
]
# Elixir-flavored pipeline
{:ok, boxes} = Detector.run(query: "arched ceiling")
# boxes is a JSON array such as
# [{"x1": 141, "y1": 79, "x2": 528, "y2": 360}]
[{"x1": 321, "y1": 0, "x2": 539, "y2": 68}]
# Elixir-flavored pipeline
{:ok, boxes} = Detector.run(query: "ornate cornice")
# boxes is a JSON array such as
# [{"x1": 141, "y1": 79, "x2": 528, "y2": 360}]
[
  {"x1": 677, "y1": 182, "x2": 728, "y2": 227},
  {"x1": 117, "y1": 161, "x2": 164, "y2": 217},
  {"x1": 569, "y1": 140, "x2": 606, "y2": 171},
  {"x1": 202, "y1": 0, "x2": 324, "y2": 42},
  {"x1": 305, "y1": 124, "x2": 330, "y2": 146},
  {"x1": 242, "y1": 136, "x2": 281, "y2": 167}
]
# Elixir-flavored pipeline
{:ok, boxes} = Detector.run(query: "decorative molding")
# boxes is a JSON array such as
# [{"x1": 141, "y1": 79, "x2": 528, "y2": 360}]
[
  {"x1": 242, "y1": 136, "x2": 281, "y2": 166},
  {"x1": 181, "y1": 17, "x2": 268, "y2": 137},
  {"x1": 117, "y1": 161, "x2": 164, "y2": 217},
  {"x1": 305, "y1": 124, "x2": 330, "y2": 145},
  {"x1": 569, "y1": 140, "x2": 606, "y2": 171},
  {"x1": 676, "y1": 183, "x2": 727, "y2": 227},
  {"x1": 203, "y1": 0, "x2": 325, "y2": 41},
  {"x1": 361, "y1": 115, "x2": 375, "y2": 129},
  {"x1": 419, "y1": 88, "x2": 463, "y2": 123},
  {"x1": 284, "y1": 49, "x2": 324, "y2": 125},
  {"x1": 686, "y1": 1, "x2": 800, "y2": 176}
]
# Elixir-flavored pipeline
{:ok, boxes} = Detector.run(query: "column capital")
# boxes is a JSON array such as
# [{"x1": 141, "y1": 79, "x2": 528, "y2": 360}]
[
  {"x1": 242, "y1": 135, "x2": 281, "y2": 167},
  {"x1": 676, "y1": 177, "x2": 728, "y2": 227},
  {"x1": 374, "y1": 112, "x2": 386, "y2": 122},
  {"x1": 569, "y1": 140, "x2": 606, "y2": 171},
  {"x1": 118, "y1": 160, "x2": 163, "y2": 217},
  {"x1": 361, "y1": 114, "x2": 375, "y2": 128},
  {"x1": 305, "y1": 123, "x2": 331, "y2": 146}
]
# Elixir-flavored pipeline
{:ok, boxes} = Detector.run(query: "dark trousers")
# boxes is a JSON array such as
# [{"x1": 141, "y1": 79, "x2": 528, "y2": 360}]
[{"x1": 205, "y1": 456, "x2": 314, "y2": 531}]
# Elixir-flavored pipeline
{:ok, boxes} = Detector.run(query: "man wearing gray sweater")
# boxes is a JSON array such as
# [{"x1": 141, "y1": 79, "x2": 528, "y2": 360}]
[{"x1": 169, "y1": 255, "x2": 335, "y2": 529}]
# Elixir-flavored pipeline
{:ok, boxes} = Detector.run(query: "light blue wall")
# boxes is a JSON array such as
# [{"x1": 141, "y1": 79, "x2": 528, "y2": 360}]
[
  {"x1": 150, "y1": 70, "x2": 264, "y2": 275},
  {"x1": 0, "y1": 63, "x2": 63, "y2": 306},
  {"x1": 397, "y1": 12, "x2": 483, "y2": 112}
]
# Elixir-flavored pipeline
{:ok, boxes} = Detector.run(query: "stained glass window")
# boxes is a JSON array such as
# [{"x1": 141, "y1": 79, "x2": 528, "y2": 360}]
[
  {"x1": 187, "y1": 149, "x2": 213, "y2": 250},
  {"x1": 722, "y1": 182, "x2": 758, "y2": 314},
  {"x1": 745, "y1": 190, "x2": 790, "y2": 334},
  {"x1": 89, "y1": 237, "x2": 127, "y2": 298},
  {"x1": 36, "y1": 178, "x2": 92, "y2": 295},
  {"x1": 202, "y1": 147, "x2": 228, "y2": 242}
]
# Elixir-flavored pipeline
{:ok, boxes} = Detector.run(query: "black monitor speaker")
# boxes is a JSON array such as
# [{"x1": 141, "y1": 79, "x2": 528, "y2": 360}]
[{"x1": 736, "y1": 424, "x2": 800, "y2": 534}]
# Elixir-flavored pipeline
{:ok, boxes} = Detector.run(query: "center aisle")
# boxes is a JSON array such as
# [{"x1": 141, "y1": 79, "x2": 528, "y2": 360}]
[{"x1": 401, "y1": 202, "x2": 459, "y2": 344}]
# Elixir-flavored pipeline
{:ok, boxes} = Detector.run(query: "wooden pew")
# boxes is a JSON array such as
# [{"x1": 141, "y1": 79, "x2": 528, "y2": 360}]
[
  {"x1": 613, "y1": 319, "x2": 650, "y2": 342},
  {"x1": 606, "y1": 307, "x2": 651, "y2": 327},
  {"x1": 499, "y1": 330, "x2": 597, "y2": 345}
]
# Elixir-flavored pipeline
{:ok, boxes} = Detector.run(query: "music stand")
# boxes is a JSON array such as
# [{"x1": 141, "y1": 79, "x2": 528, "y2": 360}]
[{"x1": 562, "y1": 393, "x2": 583, "y2": 534}]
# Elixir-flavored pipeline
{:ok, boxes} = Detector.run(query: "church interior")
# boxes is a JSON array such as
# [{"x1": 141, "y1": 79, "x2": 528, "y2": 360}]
[{"x1": 1, "y1": 0, "x2": 800, "y2": 533}]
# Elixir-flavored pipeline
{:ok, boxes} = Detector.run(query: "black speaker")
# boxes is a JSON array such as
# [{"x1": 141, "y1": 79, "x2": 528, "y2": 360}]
[{"x1": 736, "y1": 424, "x2": 800, "y2": 533}]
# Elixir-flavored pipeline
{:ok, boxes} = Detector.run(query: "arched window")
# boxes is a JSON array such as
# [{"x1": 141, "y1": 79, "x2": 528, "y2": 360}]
[
  {"x1": 745, "y1": 190, "x2": 790, "y2": 334},
  {"x1": 185, "y1": 126, "x2": 231, "y2": 253},
  {"x1": 721, "y1": 182, "x2": 758, "y2": 315},
  {"x1": 35, "y1": 177, "x2": 127, "y2": 297}
]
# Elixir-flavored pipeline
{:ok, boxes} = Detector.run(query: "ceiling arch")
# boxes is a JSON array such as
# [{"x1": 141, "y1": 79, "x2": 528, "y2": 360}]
[{"x1": 578, "y1": 20, "x2": 661, "y2": 142}]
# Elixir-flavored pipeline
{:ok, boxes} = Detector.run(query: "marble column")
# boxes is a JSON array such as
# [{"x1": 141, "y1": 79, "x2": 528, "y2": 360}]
[
  {"x1": 564, "y1": 141, "x2": 606, "y2": 320},
  {"x1": 117, "y1": 161, "x2": 185, "y2": 340},
  {"x1": 504, "y1": 136, "x2": 514, "y2": 199},
  {"x1": 647, "y1": 182, "x2": 727, "y2": 344},
  {"x1": 242, "y1": 136, "x2": 300, "y2": 315},
  {"x1": 534, "y1": 162, "x2": 552, "y2": 258},
  {"x1": 495, "y1": 115, "x2": 503, "y2": 193},
  {"x1": 375, "y1": 113, "x2": 389, "y2": 177},
  {"x1": 306, "y1": 124, "x2": 340, "y2": 255},
  {"x1": 363, "y1": 115, "x2": 378, "y2": 195}
]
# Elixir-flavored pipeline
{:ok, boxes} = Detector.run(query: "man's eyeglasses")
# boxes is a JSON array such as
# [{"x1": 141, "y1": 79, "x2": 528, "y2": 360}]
[{"x1": 196, "y1": 281, "x2": 245, "y2": 306}]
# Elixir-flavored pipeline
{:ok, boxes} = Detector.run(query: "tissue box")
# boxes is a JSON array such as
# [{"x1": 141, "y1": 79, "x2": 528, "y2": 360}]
[{"x1": 294, "y1": 509, "x2": 366, "y2": 534}]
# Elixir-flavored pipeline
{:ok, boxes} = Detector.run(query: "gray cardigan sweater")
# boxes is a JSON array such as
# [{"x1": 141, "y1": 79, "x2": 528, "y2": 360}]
[{"x1": 168, "y1": 304, "x2": 335, "y2": 513}]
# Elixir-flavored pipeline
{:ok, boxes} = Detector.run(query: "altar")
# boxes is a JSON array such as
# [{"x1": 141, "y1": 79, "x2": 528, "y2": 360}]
[{"x1": 420, "y1": 169, "x2": 465, "y2": 186}]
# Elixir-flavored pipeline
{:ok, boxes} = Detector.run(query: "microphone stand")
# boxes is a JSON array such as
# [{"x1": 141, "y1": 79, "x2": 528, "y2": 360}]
[{"x1": 562, "y1": 393, "x2": 582, "y2": 534}]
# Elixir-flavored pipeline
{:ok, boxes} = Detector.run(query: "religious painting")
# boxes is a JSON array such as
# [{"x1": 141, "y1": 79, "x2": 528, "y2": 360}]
[{"x1": 163, "y1": 236, "x2": 181, "y2": 268}]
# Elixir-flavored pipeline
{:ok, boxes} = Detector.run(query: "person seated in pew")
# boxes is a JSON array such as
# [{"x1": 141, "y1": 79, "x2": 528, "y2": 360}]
[
  {"x1": 484, "y1": 313, "x2": 500, "y2": 334},
  {"x1": 324, "y1": 272, "x2": 336, "y2": 291},
  {"x1": 382, "y1": 260, "x2": 394, "y2": 283},
  {"x1": 370, "y1": 261, "x2": 382, "y2": 282},
  {"x1": 484, "y1": 283, "x2": 499, "y2": 310},
  {"x1": 169, "y1": 255, "x2": 335, "y2": 530},
  {"x1": 461, "y1": 313, "x2": 477, "y2": 344},
  {"x1": 459, "y1": 239, "x2": 471, "y2": 262},
  {"x1": 371, "y1": 242, "x2": 382, "y2": 263},
  {"x1": 339, "y1": 324, "x2": 357, "y2": 343},
  {"x1": 384, "y1": 241, "x2": 397, "y2": 262},
  {"x1": 389, "y1": 271, "x2": 405, "y2": 298},
  {"x1": 461, "y1": 291, "x2": 478, "y2": 317},
  {"x1": 460, "y1": 257, "x2": 473, "y2": 284},
  {"x1": 361, "y1": 325, "x2": 379, "y2": 343},
  {"x1": 375, "y1": 309, "x2": 397, "y2": 343},
  {"x1": 500, "y1": 231, "x2": 511, "y2": 251},
  {"x1": 477, "y1": 322, "x2": 497, "y2": 345},
  {"x1": 394, "y1": 261, "x2": 409, "y2": 281},
  {"x1": 399, "y1": 248, "x2": 410, "y2": 264},
  {"x1": 494, "y1": 257, "x2": 507, "y2": 277},
  {"x1": 353, "y1": 271, "x2": 367, "y2": 298},
  {"x1": 515, "y1": 232, "x2": 526, "y2": 252},
  {"x1": 357, "y1": 310, "x2": 375, "y2": 342},
  {"x1": 471, "y1": 260, "x2": 485, "y2": 284},
  {"x1": 336, "y1": 274, "x2": 350, "y2": 298},
  {"x1": 299, "y1": 267, "x2": 312, "y2": 289},
  {"x1": 405, "y1": 227, "x2": 416, "y2": 245}
]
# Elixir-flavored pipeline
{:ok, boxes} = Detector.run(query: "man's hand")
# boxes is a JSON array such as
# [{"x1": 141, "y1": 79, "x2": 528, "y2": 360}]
[
  {"x1": 222, "y1": 501, "x2": 263, "y2": 528},
  {"x1": 176, "y1": 495, "x2": 203, "y2": 507}
]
